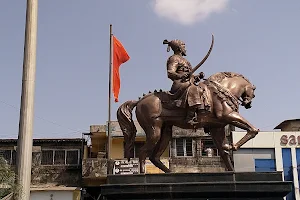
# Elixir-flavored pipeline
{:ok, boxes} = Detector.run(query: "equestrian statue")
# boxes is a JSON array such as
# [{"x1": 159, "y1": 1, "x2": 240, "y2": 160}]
[{"x1": 117, "y1": 35, "x2": 259, "y2": 173}]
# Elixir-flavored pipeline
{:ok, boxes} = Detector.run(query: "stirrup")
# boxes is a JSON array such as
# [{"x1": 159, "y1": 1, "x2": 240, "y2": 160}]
[
  {"x1": 187, "y1": 119, "x2": 198, "y2": 131},
  {"x1": 186, "y1": 117, "x2": 198, "y2": 126}
]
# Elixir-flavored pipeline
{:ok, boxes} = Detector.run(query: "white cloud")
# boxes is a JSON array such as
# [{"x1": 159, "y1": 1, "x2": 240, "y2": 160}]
[{"x1": 153, "y1": 0, "x2": 230, "y2": 25}]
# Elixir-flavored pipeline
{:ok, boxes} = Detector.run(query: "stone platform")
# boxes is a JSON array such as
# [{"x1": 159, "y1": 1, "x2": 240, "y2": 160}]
[{"x1": 100, "y1": 172, "x2": 292, "y2": 200}]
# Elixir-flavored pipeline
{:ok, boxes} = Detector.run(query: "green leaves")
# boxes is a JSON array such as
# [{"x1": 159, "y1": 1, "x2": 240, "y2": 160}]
[{"x1": 0, "y1": 156, "x2": 21, "y2": 199}]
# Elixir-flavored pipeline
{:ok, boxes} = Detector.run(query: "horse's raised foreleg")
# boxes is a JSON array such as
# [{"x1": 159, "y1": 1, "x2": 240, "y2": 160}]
[
  {"x1": 223, "y1": 111, "x2": 259, "y2": 150},
  {"x1": 138, "y1": 118, "x2": 162, "y2": 174},
  {"x1": 149, "y1": 125, "x2": 172, "y2": 173},
  {"x1": 214, "y1": 100, "x2": 259, "y2": 151},
  {"x1": 210, "y1": 127, "x2": 234, "y2": 171}
]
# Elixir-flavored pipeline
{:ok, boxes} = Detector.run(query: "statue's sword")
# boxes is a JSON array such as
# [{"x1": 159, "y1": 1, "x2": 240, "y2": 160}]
[{"x1": 189, "y1": 34, "x2": 214, "y2": 76}]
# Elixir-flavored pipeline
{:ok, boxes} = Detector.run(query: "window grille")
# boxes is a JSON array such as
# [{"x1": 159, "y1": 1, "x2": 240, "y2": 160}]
[
  {"x1": 175, "y1": 138, "x2": 193, "y2": 157},
  {"x1": 41, "y1": 149, "x2": 80, "y2": 166}
]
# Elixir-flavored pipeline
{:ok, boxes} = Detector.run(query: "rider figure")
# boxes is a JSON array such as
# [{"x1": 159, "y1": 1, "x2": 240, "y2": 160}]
[{"x1": 163, "y1": 39, "x2": 209, "y2": 126}]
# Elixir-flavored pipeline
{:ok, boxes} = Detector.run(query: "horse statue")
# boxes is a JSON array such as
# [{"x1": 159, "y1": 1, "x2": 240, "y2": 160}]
[
  {"x1": 117, "y1": 35, "x2": 259, "y2": 173},
  {"x1": 117, "y1": 72, "x2": 259, "y2": 173}
]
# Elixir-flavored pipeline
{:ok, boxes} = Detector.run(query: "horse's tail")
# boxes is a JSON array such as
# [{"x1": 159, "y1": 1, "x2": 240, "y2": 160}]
[{"x1": 117, "y1": 100, "x2": 138, "y2": 161}]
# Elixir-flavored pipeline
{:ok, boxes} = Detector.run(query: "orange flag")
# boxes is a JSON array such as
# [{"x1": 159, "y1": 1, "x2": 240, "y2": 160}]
[{"x1": 113, "y1": 35, "x2": 130, "y2": 102}]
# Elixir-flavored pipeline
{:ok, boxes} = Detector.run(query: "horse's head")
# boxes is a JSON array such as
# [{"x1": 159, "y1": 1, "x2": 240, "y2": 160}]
[
  {"x1": 206, "y1": 72, "x2": 256, "y2": 110},
  {"x1": 241, "y1": 84, "x2": 256, "y2": 109}
]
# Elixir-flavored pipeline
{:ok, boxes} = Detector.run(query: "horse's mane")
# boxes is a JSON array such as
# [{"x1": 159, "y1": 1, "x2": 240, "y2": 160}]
[{"x1": 206, "y1": 72, "x2": 251, "y2": 84}]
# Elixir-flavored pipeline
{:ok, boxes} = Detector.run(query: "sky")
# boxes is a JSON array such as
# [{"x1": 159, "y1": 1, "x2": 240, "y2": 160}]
[{"x1": 0, "y1": 0, "x2": 300, "y2": 139}]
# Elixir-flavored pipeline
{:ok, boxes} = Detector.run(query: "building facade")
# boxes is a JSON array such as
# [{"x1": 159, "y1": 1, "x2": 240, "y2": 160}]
[
  {"x1": 0, "y1": 138, "x2": 84, "y2": 200},
  {"x1": 232, "y1": 119, "x2": 300, "y2": 200}
]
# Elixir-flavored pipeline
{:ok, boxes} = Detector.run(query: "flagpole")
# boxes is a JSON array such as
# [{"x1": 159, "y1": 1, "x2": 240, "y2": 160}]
[
  {"x1": 107, "y1": 24, "x2": 113, "y2": 163},
  {"x1": 16, "y1": 0, "x2": 38, "y2": 199}
]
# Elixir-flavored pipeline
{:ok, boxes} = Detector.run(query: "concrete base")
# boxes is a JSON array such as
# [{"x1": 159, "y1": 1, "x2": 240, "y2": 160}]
[{"x1": 100, "y1": 172, "x2": 292, "y2": 200}]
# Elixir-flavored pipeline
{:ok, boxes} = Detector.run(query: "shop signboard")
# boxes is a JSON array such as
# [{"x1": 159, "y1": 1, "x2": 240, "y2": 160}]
[{"x1": 113, "y1": 159, "x2": 139, "y2": 175}]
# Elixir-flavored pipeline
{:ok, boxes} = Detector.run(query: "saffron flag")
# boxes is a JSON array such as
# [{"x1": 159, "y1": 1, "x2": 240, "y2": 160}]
[{"x1": 113, "y1": 35, "x2": 130, "y2": 102}]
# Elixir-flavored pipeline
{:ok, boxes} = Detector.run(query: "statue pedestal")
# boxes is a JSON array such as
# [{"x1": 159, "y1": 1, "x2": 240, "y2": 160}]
[{"x1": 100, "y1": 172, "x2": 292, "y2": 200}]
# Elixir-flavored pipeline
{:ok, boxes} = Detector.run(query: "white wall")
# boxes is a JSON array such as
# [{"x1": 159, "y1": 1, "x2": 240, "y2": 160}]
[
  {"x1": 233, "y1": 131, "x2": 300, "y2": 148},
  {"x1": 233, "y1": 148, "x2": 275, "y2": 172},
  {"x1": 232, "y1": 131, "x2": 276, "y2": 148},
  {"x1": 30, "y1": 191, "x2": 74, "y2": 200}
]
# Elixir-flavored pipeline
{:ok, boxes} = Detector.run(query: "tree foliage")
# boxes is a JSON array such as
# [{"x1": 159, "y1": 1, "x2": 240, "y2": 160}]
[{"x1": 0, "y1": 156, "x2": 21, "y2": 199}]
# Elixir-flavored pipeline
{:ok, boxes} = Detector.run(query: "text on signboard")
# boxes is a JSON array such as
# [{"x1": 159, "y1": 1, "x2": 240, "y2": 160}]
[{"x1": 280, "y1": 135, "x2": 300, "y2": 146}]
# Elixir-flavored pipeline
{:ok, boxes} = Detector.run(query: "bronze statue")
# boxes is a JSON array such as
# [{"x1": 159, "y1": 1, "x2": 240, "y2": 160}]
[{"x1": 117, "y1": 35, "x2": 259, "y2": 173}]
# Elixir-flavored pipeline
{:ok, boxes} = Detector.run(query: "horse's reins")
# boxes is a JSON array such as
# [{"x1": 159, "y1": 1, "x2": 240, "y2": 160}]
[{"x1": 208, "y1": 80, "x2": 243, "y2": 106}]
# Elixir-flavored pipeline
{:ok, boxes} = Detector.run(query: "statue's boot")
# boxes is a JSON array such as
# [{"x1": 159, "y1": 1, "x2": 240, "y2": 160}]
[{"x1": 185, "y1": 106, "x2": 199, "y2": 126}]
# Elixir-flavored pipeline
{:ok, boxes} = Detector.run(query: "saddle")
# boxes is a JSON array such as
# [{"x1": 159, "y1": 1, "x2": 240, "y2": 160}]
[
  {"x1": 154, "y1": 81, "x2": 210, "y2": 110},
  {"x1": 155, "y1": 88, "x2": 188, "y2": 109}
]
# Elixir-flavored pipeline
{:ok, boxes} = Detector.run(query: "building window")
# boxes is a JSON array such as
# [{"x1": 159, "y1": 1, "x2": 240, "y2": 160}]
[
  {"x1": 41, "y1": 150, "x2": 53, "y2": 165},
  {"x1": 282, "y1": 148, "x2": 295, "y2": 200},
  {"x1": 41, "y1": 149, "x2": 79, "y2": 166},
  {"x1": 54, "y1": 150, "x2": 65, "y2": 165},
  {"x1": 201, "y1": 139, "x2": 218, "y2": 156},
  {"x1": 0, "y1": 150, "x2": 16, "y2": 165},
  {"x1": 295, "y1": 148, "x2": 300, "y2": 199},
  {"x1": 67, "y1": 150, "x2": 79, "y2": 165},
  {"x1": 175, "y1": 138, "x2": 193, "y2": 157},
  {"x1": 123, "y1": 141, "x2": 145, "y2": 158},
  {"x1": 254, "y1": 159, "x2": 276, "y2": 172}
]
